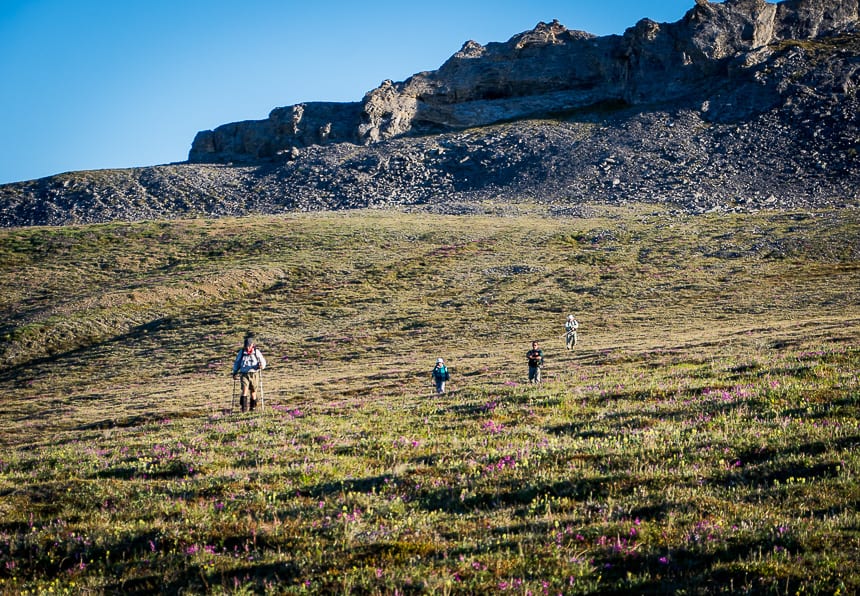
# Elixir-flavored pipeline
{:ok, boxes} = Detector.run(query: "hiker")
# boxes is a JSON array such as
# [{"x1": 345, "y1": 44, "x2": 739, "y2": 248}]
[
  {"x1": 527, "y1": 341, "x2": 543, "y2": 383},
  {"x1": 432, "y1": 357, "x2": 450, "y2": 394},
  {"x1": 565, "y1": 314, "x2": 579, "y2": 350},
  {"x1": 232, "y1": 334, "x2": 267, "y2": 412}
]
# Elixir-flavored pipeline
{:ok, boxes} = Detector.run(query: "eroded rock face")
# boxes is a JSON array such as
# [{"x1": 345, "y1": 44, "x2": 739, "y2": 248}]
[
  {"x1": 1, "y1": 0, "x2": 857, "y2": 226},
  {"x1": 188, "y1": 102, "x2": 363, "y2": 163},
  {"x1": 189, "y1": 0, "x2": 858, "y2": 161}
]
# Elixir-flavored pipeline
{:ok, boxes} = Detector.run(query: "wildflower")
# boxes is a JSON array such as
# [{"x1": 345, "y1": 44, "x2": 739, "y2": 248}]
[{"x1": 482, "y1": 420, "x2": 505, "y2": 434}]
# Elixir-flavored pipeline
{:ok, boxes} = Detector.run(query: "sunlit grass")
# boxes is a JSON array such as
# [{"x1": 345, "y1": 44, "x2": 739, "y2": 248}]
[{"x1": 0, "y1": 204, "x2": 858, "y2": 594}]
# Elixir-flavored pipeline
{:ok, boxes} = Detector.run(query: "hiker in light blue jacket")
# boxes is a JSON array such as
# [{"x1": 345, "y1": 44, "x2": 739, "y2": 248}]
[{"x1": 232, "y1": 335, "x2": 267, "y2": 412}]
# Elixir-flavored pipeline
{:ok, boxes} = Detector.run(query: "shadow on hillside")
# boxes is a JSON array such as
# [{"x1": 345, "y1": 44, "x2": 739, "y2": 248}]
[
  {"x1": 736, "y1": 435, "x2": 858, "y2": 465},
  {"x1": 708, "y1": 434, "x2": 858, "y2": 490},
  {"x1": 784, "y1": 394, "x2": 859, "y2": 418},
  {"x1": 299, "y1": 473, "x2": 617, "y2": 515},
  {"x1": 447, "y1": 402, "x2": 498, "y2": 417},
  {"x1": 107, "y1": 561, "x2": 301, "y2": 595},
  {"x1": 302, "y1": 474, "x2": 392, "y2": 498},
  {"x1": 0, "y1": 316, "x2": 185, "y2": 386},
  {"x1": 546, "y1": 420, "x2": 609, "y2": 439},
  {"x1": 75, "y1": 412, "x2": 168, "y2": 431},
  {"x1": 422, "y1": 476, "x2": 617, "y2": 515},
  {"x1": 441, "y1": 510, "x2": 812, "y2": 594}
]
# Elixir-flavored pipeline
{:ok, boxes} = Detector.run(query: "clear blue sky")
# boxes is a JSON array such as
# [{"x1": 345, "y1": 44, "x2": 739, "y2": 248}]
[{"x1": 0, "y1": 0, "x2": 701, "y2": 184}]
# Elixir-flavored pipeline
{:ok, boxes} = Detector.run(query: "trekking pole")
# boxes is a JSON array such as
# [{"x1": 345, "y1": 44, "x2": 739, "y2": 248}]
[
  {"x1": 259, "y1": 368, "x2": 265, "y2": 413},
  {"x1": 231, "y1": 376, "x2": 237, "y2": 414}
]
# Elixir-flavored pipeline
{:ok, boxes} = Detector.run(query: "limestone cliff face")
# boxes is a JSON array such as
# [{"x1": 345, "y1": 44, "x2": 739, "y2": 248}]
[{"x1": 189, "y1": 0, "x2": 858, "y2": 162}]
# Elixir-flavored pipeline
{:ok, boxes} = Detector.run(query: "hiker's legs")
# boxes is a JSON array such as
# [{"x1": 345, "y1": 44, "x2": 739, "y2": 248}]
[
  {"x1": 529, "y1": 366, "x2": 540, "y2": 383},
  {"x1": 436, "y1": 379, "x2": 445, "y2": 394},
  {"x1": 240, "y1": 373, "x2": 256, "y2": 412},
  {"x1": 247, "y1": 371, "x2": 260, "y2": 411}
]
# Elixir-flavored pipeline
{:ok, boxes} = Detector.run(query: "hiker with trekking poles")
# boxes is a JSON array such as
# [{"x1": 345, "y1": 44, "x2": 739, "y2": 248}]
[
  {"x1": 564, "y1": 314, "x2": 579, "y2": 350},
  {"x1": 232, "y1": 334, "x2": 267, "y2": 413}
]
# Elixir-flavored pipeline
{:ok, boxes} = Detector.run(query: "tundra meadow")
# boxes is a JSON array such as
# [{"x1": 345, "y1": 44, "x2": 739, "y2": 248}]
[{"x1": 0, "y1": 204, "x2": 858, "y2": 594}]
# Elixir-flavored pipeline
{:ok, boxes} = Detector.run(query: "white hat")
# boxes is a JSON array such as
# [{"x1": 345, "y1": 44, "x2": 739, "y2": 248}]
[
  {"x1": 568, "y1": 314, "x2": 575, "y2": 320},
  {"x1": 437, "y1": 358, "x2": 444, "y2": 363}
]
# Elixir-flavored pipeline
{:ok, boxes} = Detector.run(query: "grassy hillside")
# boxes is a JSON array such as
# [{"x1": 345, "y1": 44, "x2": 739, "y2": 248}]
[{"x1": 0, "y1": 204, "x2": 858, "y2": 594}]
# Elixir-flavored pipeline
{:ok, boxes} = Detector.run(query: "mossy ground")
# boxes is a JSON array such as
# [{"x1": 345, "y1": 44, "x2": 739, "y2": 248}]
[{"x1": 0, "y1": 204, "x2": 858, "y2": 594}]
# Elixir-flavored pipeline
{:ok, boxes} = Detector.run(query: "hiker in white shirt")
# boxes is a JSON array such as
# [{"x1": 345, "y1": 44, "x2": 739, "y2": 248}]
[
  {"x1": 232, "y1": 334, "x2": 267, "y2": 412},
  {"x1": 565, "y1": 314, "x2": 579, "y2": 351}
]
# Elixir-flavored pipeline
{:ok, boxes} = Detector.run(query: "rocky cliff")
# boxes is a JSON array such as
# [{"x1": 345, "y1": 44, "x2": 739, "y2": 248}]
[
  {"x1": 1, "y1": 0, "x2": 858, "y2": 226},
  {"x1": 189, "y1": 0, "x2": 859, "y2": 160}
]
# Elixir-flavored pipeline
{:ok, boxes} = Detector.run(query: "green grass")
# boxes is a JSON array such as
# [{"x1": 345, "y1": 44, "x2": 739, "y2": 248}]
[{"x1": 0, "y1": 203, "x2": 858, "y2": 594}]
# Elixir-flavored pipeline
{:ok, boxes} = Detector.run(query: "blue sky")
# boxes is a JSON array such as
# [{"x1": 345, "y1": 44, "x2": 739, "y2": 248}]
[{"x1": 0, "y1": 0, "x2": 701, "y2": 184}]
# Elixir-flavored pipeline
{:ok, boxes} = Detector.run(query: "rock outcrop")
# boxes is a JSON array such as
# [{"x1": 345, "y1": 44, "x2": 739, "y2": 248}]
[
  {"x1": 189, "y1": 0, "x2": 859, "y2": 161},
  {"x1": 1, "y1": 0, "x2": 858, "y2": 226},
  {"x1": 189, "y1": 102, "x2": 363, "y2": 163}
]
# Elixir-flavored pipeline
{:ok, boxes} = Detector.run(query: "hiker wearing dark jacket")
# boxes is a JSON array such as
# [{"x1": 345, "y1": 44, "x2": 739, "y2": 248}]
[
  {"x1": 432, "y1": 358, "x2": 450, "y2": 394},
  {"x1": 232, "y1": 335, "x2": 267, "y2": 412},
  {"x1": 527, "y1": 341, "x2": 543, "y2": 383}
]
